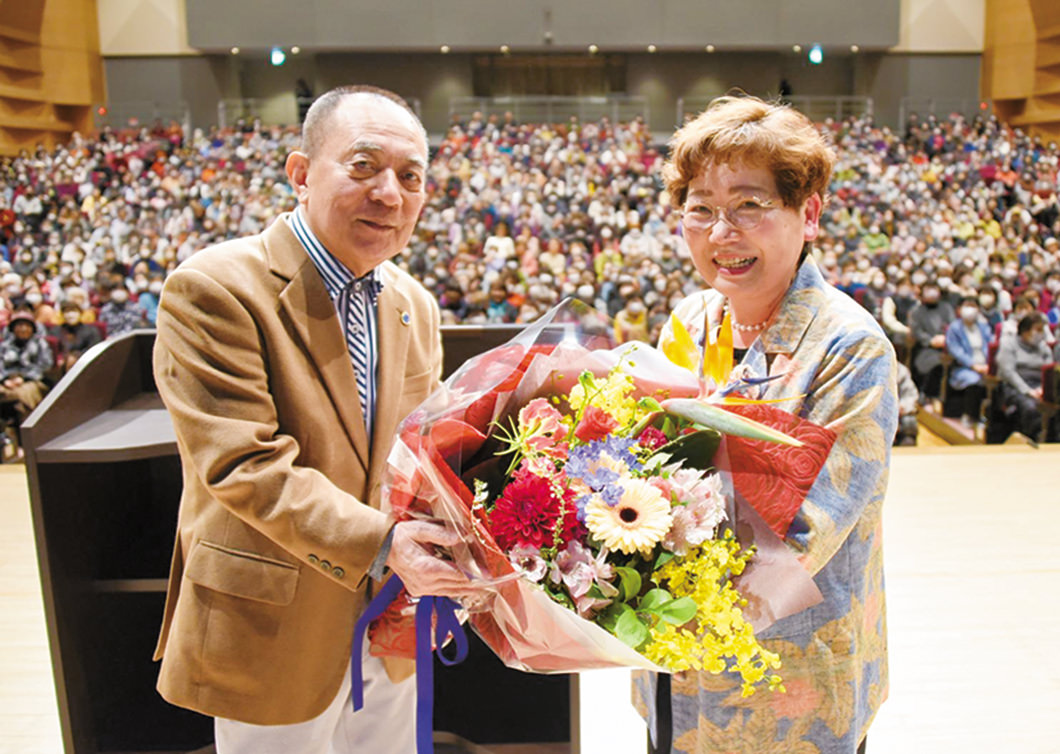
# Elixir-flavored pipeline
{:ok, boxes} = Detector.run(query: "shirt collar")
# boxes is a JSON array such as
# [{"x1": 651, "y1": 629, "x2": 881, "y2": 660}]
[
  {"x1": 287, "y1": 207, "x2": 384, "y2": 302},
  {"x1": 756, "y1": 254, "x2": 828, "y2": 356}
]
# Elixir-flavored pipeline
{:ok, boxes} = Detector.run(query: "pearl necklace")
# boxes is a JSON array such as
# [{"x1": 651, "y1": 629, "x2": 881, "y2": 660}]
[{"x1": 724, "y1": 303, "x2": 770, "y2": 332}]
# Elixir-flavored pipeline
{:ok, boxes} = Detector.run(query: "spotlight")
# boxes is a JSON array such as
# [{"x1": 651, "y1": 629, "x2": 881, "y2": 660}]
[
  {"x1": 647, "y1": 44, "x2": 657, "y2": 53},
  {"x1": 270, "y1": 46, "x2": 286, "y2": 66},
  {"x1": 588, "y1": 44, "x2": 598, "y2": 54},
  {"x1": 500, "y1": 44, "x2": 510, "y2": 54},
  {"x1": 705, "y1": 44, "x2": 715, "y2": 53},
  {"x1": 850, "y1": 44, "x2": 859, "y2": 53},
  {"x1": 440, "y1": 44, "x2": 451, "y2": 54},
  {"x1": 792, "y1": 44, "x2": 802, "y2": 53},
  {"x1": 290, "y1": 46, "x2": 300, "y2": 55},
  {"x1": 808, "y1": 44, "x2": 823, "y2": 65},
  {"x1": 230, "y1": 46, "x2": 240, "y2": 55}
]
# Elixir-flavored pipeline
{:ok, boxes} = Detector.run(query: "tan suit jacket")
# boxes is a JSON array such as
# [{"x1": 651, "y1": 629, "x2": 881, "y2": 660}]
[{"x1": 152, "y1": 217, "x2": 441, "y2": 725}]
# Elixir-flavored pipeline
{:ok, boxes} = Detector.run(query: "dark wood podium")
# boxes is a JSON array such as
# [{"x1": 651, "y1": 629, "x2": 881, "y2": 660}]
[{"x1": 22, "y1": 327, "x2": 569, "y2": 753}]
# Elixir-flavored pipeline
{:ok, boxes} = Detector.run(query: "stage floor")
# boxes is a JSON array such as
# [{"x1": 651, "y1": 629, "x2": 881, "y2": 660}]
[{"x1": 3, "y1": 445, "x2": 1058, "y2": 753}]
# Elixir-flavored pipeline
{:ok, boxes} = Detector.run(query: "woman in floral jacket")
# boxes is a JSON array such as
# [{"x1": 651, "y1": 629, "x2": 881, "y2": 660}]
[{"x1": 638, "y1": 95, "x2": 898, "y2": 754}]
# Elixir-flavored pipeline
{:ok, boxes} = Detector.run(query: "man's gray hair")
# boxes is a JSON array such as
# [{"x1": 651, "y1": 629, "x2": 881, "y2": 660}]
[{"x1": 300, "y1": 85, "x2": 427, "y2": 157}]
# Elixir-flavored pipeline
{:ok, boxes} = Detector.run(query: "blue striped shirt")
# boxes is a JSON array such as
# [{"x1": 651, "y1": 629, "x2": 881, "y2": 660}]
[{"x1": 286, "y1": 208, "x2": 382, "y2": 437}]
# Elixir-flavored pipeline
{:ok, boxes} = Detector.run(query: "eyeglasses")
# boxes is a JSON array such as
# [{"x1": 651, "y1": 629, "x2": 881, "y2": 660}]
[{"x1": 681, "y1": 196, "x2": 778, "y2": 232}]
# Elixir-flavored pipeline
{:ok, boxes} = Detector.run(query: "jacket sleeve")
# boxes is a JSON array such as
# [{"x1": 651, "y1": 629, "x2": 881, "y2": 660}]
[
  {"x1": 786, "y1": 330, "x2": 898, "y2": 576},
  {"x1": 153, "y1": 266, "x2": 391, "y2": 588}
]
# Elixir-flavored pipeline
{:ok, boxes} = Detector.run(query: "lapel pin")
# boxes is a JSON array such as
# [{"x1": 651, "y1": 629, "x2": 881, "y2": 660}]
[{"x1": 400, "y1": 311, "x2": 411, "y2": 326}]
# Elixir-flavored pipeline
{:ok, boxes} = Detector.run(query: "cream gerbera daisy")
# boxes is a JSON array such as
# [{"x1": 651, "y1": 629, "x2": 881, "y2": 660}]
[{"x1": 585, "y1": 477, "x2": 672, "y2": 557}]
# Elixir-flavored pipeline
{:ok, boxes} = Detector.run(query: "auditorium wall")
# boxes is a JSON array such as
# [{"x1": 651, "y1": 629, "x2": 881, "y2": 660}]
[
  {"x1": 181, "y1": 0, "x2": 901, "y2": 52},
  {"x1": 96, "y1": 0, "x2": 983, "y2": 134}
]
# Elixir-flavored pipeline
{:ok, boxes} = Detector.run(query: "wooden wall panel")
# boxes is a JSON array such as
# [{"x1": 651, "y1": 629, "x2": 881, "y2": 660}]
[
  {"x1": 984, "y1": 0, "x2": 1060, "y2": 139},
  {"x1": 0, "y1": 0, "x2": 103, "y2": 155}
]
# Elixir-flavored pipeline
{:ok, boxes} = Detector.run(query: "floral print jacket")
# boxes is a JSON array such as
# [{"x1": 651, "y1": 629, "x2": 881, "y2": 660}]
[{"x1": 636, "y1": 256, "x2": 899, "y2": 754}]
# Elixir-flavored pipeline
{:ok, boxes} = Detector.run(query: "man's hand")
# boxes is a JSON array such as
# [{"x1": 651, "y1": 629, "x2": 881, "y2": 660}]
[
  {"x1": 930, "y1": 334, "x2": 946, "y2": 349},
  {"x1": 385, "y1": 520, "x2": 477, "y2": 599}
]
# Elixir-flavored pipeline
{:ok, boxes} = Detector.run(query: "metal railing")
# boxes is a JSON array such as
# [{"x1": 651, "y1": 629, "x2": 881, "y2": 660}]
[
  {"x1": 448, "y1": 96, "x2": 649, "y2": 126},
  {"x1": 677, "y1": 95, "x2": 874, "y2": 125},
  {"x1": 95, "y1": 101, "x2": 191, "y2": 135},
  {"x1": 898, "y1": 97, "x2": 991, "y2": 127}
]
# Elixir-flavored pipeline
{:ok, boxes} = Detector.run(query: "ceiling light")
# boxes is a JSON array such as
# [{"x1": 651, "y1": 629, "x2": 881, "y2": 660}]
[
  {"x1": 440, "y1": 44, "x2": 451, "y2": 54},
  {"x1": 705, "y1": 44, "x2": 715, "y2": 53},
  {"x1": 230, "y1": 46, "x2": 240, "y2": 55}
]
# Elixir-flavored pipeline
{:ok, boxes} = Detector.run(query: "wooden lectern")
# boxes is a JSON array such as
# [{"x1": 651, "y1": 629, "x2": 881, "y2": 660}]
[{"x1": 22, "y1": 327, "x2": 571, "y2": 753}]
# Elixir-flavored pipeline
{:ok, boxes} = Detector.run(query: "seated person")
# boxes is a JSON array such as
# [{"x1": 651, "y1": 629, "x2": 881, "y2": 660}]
[
  {"x1": 997, "y1": 313, "x2": 1056, "y2": 442},
  {"x1": 0, "y1": 309, "x2": 54, "y2": 435},
  {"x1": 944, "y1": 296, "x2": 992, "y2": 427},
  {"x1": 910, "y1": 280, "x2": 955, "y2": 404},
  {"x1": 894, "y1": 361, "x2": 919, "y2": 446},
  {"x1": 49, "y1": 301, "x2": 103, "y2": 373},
  {"x1": 98, "y1": 280, "x2": 149, "y2": 338}
]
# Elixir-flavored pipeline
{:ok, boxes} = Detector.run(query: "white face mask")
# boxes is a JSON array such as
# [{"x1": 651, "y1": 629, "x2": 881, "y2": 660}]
[
  {"x1": 1028, "y1": 332, "x2": 1045, "y2": 346},
  {"x1": 25, "y1": 293, "x2": 42, "y2": 306},
  {"x1": 110, "y1": 290, "x2": 129, "y2": 304},
  {"x1": 960, "y1": 306, "x2": 979, "y2": 323},
  {"x1": 149, "y1": 282, "x2": 163, "y2": 295}
]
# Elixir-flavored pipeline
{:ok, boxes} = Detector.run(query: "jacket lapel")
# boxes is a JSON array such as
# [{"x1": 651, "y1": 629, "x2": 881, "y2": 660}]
[
  {"x1": 368, "y1": 265, "x2": 412, "y2": 498},
  {"x1": 264, "y1": 219, "x2": 371, "y2": 474}
]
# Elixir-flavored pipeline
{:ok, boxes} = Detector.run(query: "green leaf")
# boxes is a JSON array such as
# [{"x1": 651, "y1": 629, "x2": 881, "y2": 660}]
[
  {"x1": 658, "y1": 596, "x2": 698, "y2": 625},
  {"x1": 662, "y1": 398, "x2": 804, "y2": 446},
  {"x1": 598, "y1": 601, "x2": 627, "y2": 632},
  {"x1": 614, "y1": 566, "x2": 642, "y2": 602},
  {"x1": 638, "y1": 396, "x2": 664, "y2": 413},
  {"x1": 655, "y1": 428, "x2": 722, "y2": 470},
  {"x1": 654, "y1": 551, "x2": 675, "y2": 570},
  {"x1": 638, "y1": 588, "x2": 674, "y2": 613},
  {"x1": 614, "y1": 607, "x2": 652, "y2": 649}
]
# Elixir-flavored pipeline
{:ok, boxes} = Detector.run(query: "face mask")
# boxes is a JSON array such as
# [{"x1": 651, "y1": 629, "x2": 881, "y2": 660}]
[
  {"x1": 149, "y1": 282, "x2": 163, "y2": 295},
  {"x1": 25, "y1": 293, "x2": 42, "y2": 306},
  {"x1": 63, "y1": 312, "x2": 81, "y2": 326},
  {"x1": 912, "y1": 273, "x2": 928, "y2": 286},
  {"x1": 1029, "y1": 332, "x2": 1045, "y2": 346},
  {"x1": 960, "y1": 306, "x2": 979, "y2": 323},
  {"x1": 922, "y1": 292, "x2": 940, "y2": 306},
  {"x1": 938, "y1": 277, "x2": 953, "y2": 289},
  {"x1": 110, "y1": 290, "x2": 129, "y2": 304},
  {"x1": 979, "y1": 295, "x2": 996, "y2": 309}
]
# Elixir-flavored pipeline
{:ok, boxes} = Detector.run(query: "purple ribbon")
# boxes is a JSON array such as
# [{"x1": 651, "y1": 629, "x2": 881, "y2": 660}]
[{"x1": 352, "y1": 575, "x2": 469, "y2": 754}]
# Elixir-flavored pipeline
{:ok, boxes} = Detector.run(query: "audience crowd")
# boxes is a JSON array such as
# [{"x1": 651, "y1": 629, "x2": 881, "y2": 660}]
[{"x1": 0, "y1": 107, "x2": 1058, "y2": 447}]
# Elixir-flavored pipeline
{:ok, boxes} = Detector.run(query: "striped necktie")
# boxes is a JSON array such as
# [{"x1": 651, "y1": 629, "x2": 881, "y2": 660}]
[{"x1": 345, "y1": 274, "x2": 382, "y2": 437}]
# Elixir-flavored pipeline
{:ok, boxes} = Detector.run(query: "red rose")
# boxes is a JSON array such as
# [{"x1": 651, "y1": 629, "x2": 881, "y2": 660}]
[{"x1": 574, "y1": 405, "x2": 618, "y2": 443}]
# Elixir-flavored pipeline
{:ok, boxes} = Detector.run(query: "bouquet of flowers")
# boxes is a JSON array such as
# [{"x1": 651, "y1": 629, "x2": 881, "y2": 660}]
[{"x1": 368, "y1": 301, "x2": 833, "y2": 694}]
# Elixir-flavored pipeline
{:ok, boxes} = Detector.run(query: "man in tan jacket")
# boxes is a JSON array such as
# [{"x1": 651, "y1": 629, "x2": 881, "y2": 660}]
[{"x1": 153, "y1": 86, "x2": 474, "y2": 753}]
